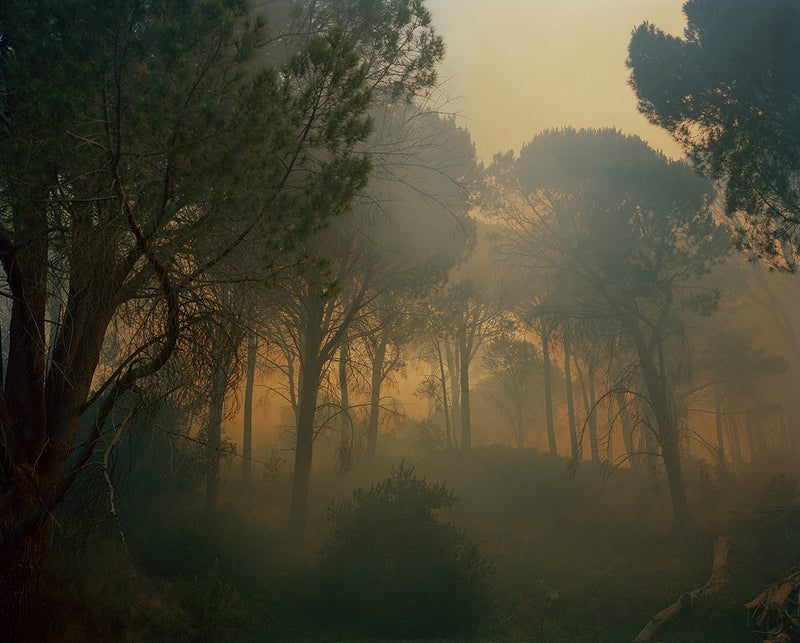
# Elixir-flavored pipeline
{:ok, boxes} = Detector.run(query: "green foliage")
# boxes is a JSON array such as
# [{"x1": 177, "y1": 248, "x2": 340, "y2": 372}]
[
  {"x1": 628, "y1": 0, "x2": 800, "y2": 269},
  {"x1": 314, "y1": 462, "x2": 493, "y2": 638}
]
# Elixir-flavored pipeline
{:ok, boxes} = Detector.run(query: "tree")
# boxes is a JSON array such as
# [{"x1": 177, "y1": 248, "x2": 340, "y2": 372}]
[
  {"x1": 0, "y1": 0, "x2": 376, "y2": 636},
  {"x1": 273, "y1": 103, "x2": 476, "y2": 539},
  {"x1": 628, "y1": 0, "x2": 800, "y2": 269},
  {"x1": 489, "y1": 128, "x2": 730, "y2": 531},
  {"x1": 482, "y1": 334, "x2": 542, "y2": 449}
]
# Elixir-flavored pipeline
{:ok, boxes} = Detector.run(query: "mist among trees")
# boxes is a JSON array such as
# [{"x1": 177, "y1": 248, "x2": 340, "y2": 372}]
[{"x1": 1, "y1": 0, "x2": 799, "y2": 640}]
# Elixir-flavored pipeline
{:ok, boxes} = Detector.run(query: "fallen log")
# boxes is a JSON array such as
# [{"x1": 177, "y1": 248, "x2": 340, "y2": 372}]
[{"x1": 634, "y1": 535, "x2": 730, "y2": 642}]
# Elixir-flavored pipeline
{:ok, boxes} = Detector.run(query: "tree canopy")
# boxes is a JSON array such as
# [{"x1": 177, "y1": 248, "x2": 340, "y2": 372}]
[{"x1": 628, "y1": 0, "x2": 800, "y2": 269}]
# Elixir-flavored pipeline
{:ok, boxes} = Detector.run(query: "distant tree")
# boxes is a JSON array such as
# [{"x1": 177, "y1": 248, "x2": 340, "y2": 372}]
[
  {"x1": 489, "y1": 128, "x2": 731, "y2": 531},
  {"x1": 438, "y1": 281, "x2": 505, "y2": 452},
  {"x1": 628, "y1": 0, "x2": 800, "y2": 269},
  {"x1": 482, "y1": 334, "x2": 542, "y2": 449}
]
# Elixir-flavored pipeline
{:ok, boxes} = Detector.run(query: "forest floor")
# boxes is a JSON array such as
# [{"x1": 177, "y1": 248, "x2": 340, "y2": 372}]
[{"x1": 28, "y1": 447, "x2": 800, "y2": 641}]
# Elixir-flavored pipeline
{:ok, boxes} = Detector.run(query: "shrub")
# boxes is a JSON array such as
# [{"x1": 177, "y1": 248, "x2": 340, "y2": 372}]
[{"x1": 314, "y1": 462, "x2": 492, "y2": 638}]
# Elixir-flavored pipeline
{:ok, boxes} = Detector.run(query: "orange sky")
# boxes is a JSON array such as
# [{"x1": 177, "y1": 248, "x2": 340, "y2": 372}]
[{"x1": 426, "y1": 0, "x2": 688, "y2": 163}]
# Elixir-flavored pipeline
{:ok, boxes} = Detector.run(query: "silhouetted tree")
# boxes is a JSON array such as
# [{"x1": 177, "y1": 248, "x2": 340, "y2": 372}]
[
  {"x1": 489, "y1": 128, "x2": 731, "y2": 531},
  {"x1": 628, "y1": 0, "x2": 800, "y2": 269},
  {"x1": 0, "y1": 0, "x2": 376, "y2": 635}
]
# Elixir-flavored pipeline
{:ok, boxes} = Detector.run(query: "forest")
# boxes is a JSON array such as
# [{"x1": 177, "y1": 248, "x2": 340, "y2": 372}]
[{"x1": 1, "y1": 0, "x2": 799, "y2": 640}]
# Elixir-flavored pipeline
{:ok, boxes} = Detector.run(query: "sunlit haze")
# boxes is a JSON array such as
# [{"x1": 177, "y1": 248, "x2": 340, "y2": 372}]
[{"x1": 427, "y1": 0, "x2": 687, "y2": 162}]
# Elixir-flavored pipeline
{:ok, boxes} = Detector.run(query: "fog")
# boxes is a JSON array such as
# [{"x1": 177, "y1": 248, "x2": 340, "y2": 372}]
[{"x1": 2, "y1": 0, "x2": 799, "y2": 641}]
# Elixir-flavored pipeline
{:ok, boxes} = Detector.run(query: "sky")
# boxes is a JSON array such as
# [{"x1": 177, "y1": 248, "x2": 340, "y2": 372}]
[{"x1": 425, "y1": 0, "x2": 689, "y2": 163}]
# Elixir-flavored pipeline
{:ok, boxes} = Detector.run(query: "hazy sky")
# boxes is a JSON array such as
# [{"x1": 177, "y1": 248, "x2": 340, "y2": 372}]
[{"x1": 426, "y1": 0, "x2": 688, "y2": 163}]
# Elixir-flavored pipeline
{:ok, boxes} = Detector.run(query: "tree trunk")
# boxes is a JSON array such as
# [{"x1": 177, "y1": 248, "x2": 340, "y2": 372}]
[
  {"x1": 605, "y1": 391, "x2": 614, "y2": 463},
  {"x1": 288, "y1": 359, "x2": 321, "y2": 542},
  {"x1": 366, "y1": 325, "x2": 390, "y2": 462},
  {"x1": 435, "y1": 341, "x2": 453, "y2": 451},
  {"x1": 541, "y1": 333, "x2": 557, "y2": 457},
  {"x1": 616, "y1": 390, "x2": 637, "y2": 468},
  {"x1": 714, "y1": 391, "x2": 726, "y2": 473},
  {"x1": 0, "y1": 511, "x2": 51, "y2": 642},
  {"x1": 726, "y1": 413, "x2": 744, "y2": 468},
  {"x1": 204, "y1": 343, "x2": 233, "y2": 520},
  {"x1": 337, "y1": 343, "x2": 354, "y2": 471},
  {"x1": 288, "y1": 296, "x2": 324, "y2": 542},
  {"x1": 242, "y1": 329, "x2": 257, "y2": 483},
  {"x1": 573, "y1": 356, "x2": 599, "y2": 463},
  {"x1": 563, "y1": 334, "x2": 579, "y2": 460},
  {"x1": 636, "y1": 334, "x2": 693, "y2": 532},
  {"x1": 445, "y1": 339, "x2": 460, "y2": 435},
  {"x1": 459, "y1": 332, "x2": 472, "y2": 451}
]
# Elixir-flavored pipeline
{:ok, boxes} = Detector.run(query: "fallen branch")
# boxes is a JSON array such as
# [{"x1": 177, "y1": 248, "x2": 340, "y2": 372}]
[
  {"x1": 746, "y1": 566, "x2": 800, "y2": 642},
  {"x1": 634, "y1": 535, "x2": 730, "y2": 642}
]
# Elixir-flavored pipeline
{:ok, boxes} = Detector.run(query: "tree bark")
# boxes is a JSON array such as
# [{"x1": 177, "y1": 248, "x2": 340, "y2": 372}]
[
  {"x1": 445, "y1": 339, "x2": 460, "y2": 437},
  {"x1": 573, "y1": 355, "x2": 599, "y2": 463},
  {"x1": 242, "y1": 329, "x2": 257, "y2": 483},
  {"x1": 459, "y1": 331, "x2": 472, "y2": 451},
  {"x1": 366, "y1": 325, "x2": 390, "y2": 462},
  {"x1": 288, "y1": 358, "x2": 321, "y2": 542},
  {"x1": 337, "y1": 342, "x2": 354, "y2": 471},
  {"x1": 563, "y1": 333, "x2": 579, "y2": 460},
  {"x1": 435, "y1": 341, "x2": 453, "y2": 451},
  {"x1": 636, "y1": 333, "x2": 693, "y2": 532},
  {"x1": 288, "y1": 293, "x2": 324, "y2": 542},
  {"x1": 541, "y1": 332, "x2": 557, "y2": 457},
  {"x1": 615, "y1": 390, "x2": 637, "y2": 468},
  {"x1": 205, "y1": 339, "x2": 234, "y2": 520}
]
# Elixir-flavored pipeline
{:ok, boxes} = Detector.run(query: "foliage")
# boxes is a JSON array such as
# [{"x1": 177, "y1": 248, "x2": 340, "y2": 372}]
[
  {"x1": 410, "y1": 418, "x2": 447, "y2": 455},
  {"x1": 314, "y1": 462, "x2": 493, "y2": 638},
  {"x1": 628, "y1": 0, "x2": 800, "y2": 269}
]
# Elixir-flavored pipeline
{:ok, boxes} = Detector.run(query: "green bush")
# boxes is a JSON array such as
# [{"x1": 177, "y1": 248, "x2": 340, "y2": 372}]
[{"x1": 314, "y1": 462, "x2": 493, "y2": 638}]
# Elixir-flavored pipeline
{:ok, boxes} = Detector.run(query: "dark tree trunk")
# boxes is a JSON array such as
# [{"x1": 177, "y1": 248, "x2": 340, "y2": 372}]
[
  {"x1": 0, "y1": 512, "x2": 50, "y2": 642},
  {"x1": 615, "y1": 390, "x2": 637, "y2": 468},
  {"x1": 445, "y1": 339, "x2": 460, "y2": 435},
  {"x1": 435, "y1": 342, "x2": 453, "y2": 451},
  {"x1": 366, "y1": 325, "x2": 390, "y2": 462},
  {"x1": 242, "y1": 330, "x2": 257, "y2": 483},
  {"x1": 541, "y1": 333, "x2": 557, "y2": 457},
  {"x1": 459, "y1": 332, "x2": 472, "y2": 451},
  {"x1": 563, "y1": 334, "x2": 579, "y2": 460},
  {"x1": 588, "y1": 366, "x2": 599, "y2": 461},
  {"x1": 288, "y1": 295, "x2": 324, "y2": 542},
  {"x1": 288, "y1": 359, "x2": 321, "y2": 541},
  {"x1": 337, "y1": 343, "x2": 354, "y2": 471},
  {"x1": 573, "y1": 356, "x2": 599, "y2": 463},
  {"x1": 636, "y1": 332, "x2": 693, "y2": 532},
  {"x1": 205, "y1": 341, "x2": 234, "y2": 520}
]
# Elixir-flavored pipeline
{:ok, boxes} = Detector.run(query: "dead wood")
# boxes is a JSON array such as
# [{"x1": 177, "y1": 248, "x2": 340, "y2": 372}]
[
  {"x1": 746, "y1": 566, "x2": 800, "y2": 642},
  {"x1": 634, "y1": 535, "x2": 730, "y2": 642}
]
